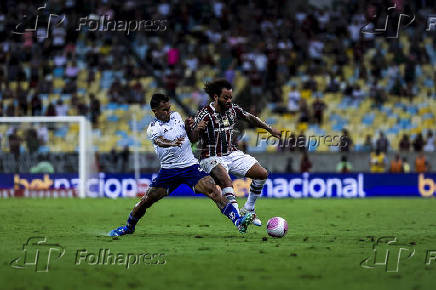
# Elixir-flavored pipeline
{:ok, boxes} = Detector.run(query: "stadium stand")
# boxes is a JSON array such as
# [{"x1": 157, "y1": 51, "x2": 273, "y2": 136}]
[{"x1": 0, "y1": 0, "x2": 435, "y2": 172}]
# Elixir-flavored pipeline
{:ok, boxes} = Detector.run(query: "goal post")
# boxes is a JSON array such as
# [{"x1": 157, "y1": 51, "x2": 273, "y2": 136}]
[{"x1": 0, "y1": 116, "x2": 96, "y2": 198}]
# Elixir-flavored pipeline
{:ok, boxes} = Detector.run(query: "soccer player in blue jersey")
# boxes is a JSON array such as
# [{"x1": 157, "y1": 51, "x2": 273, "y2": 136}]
[{"x1": 109, "y1": 93, "x2": 254, "y2": 237}]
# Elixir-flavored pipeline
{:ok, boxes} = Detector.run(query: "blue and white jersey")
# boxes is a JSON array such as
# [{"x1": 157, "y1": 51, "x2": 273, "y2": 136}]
[{"x1": 146, "y1": 111, "x2": 198, "y2": 169}]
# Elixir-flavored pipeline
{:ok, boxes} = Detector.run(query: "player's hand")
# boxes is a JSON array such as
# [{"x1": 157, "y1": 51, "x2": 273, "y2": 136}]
[
  {"x1": 268, "y1": 127, "x2": 282, "y2": 139},
  {"x1": 185, "y1": 117, "x2": 194, "y2": 129},
  {"x1": 174, "y1": 137, "x2": 184, "y2": 147},
  {"x1": 197, "y1": 119, "x2": 209, "y2": 131}
]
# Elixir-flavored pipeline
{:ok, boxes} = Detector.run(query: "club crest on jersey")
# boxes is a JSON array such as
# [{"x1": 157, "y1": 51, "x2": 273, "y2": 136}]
[{"x1": 223, "y1": 118, "x2": 230, "y2": 126}]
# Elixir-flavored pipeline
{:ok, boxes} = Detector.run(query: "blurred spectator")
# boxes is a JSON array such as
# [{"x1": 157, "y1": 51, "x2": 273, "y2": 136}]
[
  {"x1": 130, "y1": 81, "x2": 145, "y2": 104},
  {"x1": 336, "y1": 155, "x2": 352, "y2": 173},
  {"x1": 45, "y1": 102, "x2": 56, "y2": 116},
  {"x1": 312, "y1": 97, "x2": 326, "y2": 124},
  {"x1": 340, "y1": 129, "x2": 353, "y2": 152},
  {"x1": 121, "y1": 145, "x2": 130, "y2": 173},
  {"x1": 285, "y1": 157, "x2": 294, "y2": 173},
  {"x1": 287, "y1": 85, "x2": 301, "y2": 113},
  {"x1": 25, "y1": 127, "x2": 39, "y2": 155},
  {"x1": 362, "y1": 134, "x2": 373, "y2": 152},
  {"x1": 36, "y1": 124, "x2": 49, "y2": 146},
  {"x1": 5, "y1": 103, "x2": 15, "y2": 117},
  {"x1": 299, "y1": 99, "x2": 310, "y2": 123},
  {"x1": 423, "y1": 130, "x2": 435, "y2": 152},
  {"x1": 415, "y1": 152, "x2": 429, "y2": 173},
  {"x1": 308, "y1": 37, "x2": 324, "y2": 64},
  {"x1": 164, "y1": 68, "x2": 179, "y2": 99},
  {"x1": 31, "y1": 94, "x2": 42, "y2": 116},
  {"x1": 55, "y1": 99, "x2": 68, "y2": 117},
  {"x1": 77, "y1": 101, "x2": 89, "y2": 117},
  {"x1": 402, "y1": 157, "x2": 411, "y2": 173},
  {"x1": 8, "y1": 128, "x2": 21, "y2": 160},
  {"x1": 300, "y1": 152, "x2": 312, "y2": 173},
  {"x1": 375, "y1": 132, "x2": 389, "y2": 153},
  {"x1": 17, "y1": 87, "x2": 28, "y2": 116},
  {"x1": 399, "y1": 134, "x2": 411, "y2": 151},
  {"x1": 249, "y1": 68, "x2": 263, "y2": 100},
  {"x1": 413, "y1": 133, "x2": 425, "y2": 152},
  {"x1": 370, "y1": 149, "x2": 386, "y2": 173},
  {"x1": 65, "y1": 60, "x2": 79, "y2": 80},
  {"x1": 389, "y1": 154, "x2": 403, "y2": 173},
  {"x1": 89, "y1": 94, "x2": 101, "y2": 125}
]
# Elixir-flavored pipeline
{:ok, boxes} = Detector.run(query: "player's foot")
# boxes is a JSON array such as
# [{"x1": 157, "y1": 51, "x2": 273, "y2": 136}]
[
  {"x1": 240, "y1": 207, "x2": 262, "y2": 227},
  {"x1": 108, "y1": 225, "x2": 134, "y2": 237},
  {"x1": 236, "y1": 212, "x2": 255, "y2": 233}
]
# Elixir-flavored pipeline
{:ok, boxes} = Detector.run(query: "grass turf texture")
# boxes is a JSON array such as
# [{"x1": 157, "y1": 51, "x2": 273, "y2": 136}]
[{"x1": 1, "y1": 198, "x2": 436, "y2": 290}]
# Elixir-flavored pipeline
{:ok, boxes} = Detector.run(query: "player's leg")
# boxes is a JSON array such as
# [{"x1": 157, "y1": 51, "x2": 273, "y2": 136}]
[
  {"x1": 194, "y1": 175, "x2": 227, "y2": 209},
  {"x1": 227, "y1": 151, "x2": 266, "y2": 226},
  {"x1": 193, "y1": 175, "x2": 254, "y2": 233},
  {"x1": 109, "y1": 187, "x2": 168, "y2": 237},
  {"x1": 209, "y1": 164, "x2": 241, "y2": 213},
  {"x1": 241, "y1": 162, "x2": 268, "y2": 225}
]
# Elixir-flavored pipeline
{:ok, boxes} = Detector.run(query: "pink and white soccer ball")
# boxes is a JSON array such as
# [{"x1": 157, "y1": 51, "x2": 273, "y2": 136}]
[{"x1": 266, "y1": 217, "x2": 288, "y2": 238}]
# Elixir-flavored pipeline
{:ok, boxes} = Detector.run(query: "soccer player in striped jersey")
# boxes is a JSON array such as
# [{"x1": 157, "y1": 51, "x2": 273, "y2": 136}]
[
  {"x1": 185, "y1": 79, "x2": 281, "y2": 227},
  {"x1": 109, "y1": 93, "x2": 254, "y2": 237}
]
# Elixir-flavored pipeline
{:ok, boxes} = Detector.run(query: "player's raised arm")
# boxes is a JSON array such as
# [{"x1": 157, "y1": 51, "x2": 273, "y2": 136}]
[{"x1": 235, "y1": 105, "x2": 281, "y2": 138}]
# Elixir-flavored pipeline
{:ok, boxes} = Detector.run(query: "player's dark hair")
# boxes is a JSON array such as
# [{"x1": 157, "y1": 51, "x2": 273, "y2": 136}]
[
  {"x1": 150, "y1": 93, "x2": 169, "y2": 109},
  {"x1": 204, "y1": 79, "x2": 232, "y2": 99}
]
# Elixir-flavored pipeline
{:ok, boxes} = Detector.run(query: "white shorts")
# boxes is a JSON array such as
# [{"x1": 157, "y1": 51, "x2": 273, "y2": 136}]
[{"x1": 199, "y1": 151, "x2": 258, "y2": 178}]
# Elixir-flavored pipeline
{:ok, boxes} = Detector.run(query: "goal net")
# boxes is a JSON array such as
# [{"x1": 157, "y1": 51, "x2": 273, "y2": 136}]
[{"x1": 0, "y1": 116, "x2": 96, "y2": 198}]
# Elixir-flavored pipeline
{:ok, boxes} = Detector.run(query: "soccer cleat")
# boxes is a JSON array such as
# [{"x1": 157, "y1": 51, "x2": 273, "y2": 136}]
[
  {"x1": 108, "y1": 225, "x2": 135, "y2": 237},
  {"x1": 240, "y1": 207, "x2": 262, "y2": 227},
  {"x1": 236, "y1": 212, "x2": 255, "y2": 233}
]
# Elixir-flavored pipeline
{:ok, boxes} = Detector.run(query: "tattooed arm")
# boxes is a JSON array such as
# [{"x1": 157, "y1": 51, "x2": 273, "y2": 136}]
[{"x1": 240, "y1": 111, "x2": 281, "y2": 138}]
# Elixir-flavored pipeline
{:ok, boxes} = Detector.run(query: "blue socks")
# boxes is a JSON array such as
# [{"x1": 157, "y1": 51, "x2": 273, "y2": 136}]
[
  {"x1": 221, "y1": 203, "x2": 241, "y2": 225},
  {"x1": 126, "y1": 213, "x2": 139, "y2": 229}
]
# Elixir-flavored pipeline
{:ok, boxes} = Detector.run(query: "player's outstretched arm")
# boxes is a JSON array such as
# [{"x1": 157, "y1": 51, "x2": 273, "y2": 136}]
[
  {"x1": 154, "y1": 136, "x2": 184, "y2": 148},
  {"x1": 241, "y1": 111, "x2": 281, "y2": 138}
]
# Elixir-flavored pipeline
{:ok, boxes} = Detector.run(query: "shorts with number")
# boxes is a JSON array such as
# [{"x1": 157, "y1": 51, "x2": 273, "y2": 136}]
[
  {"x1": 199, "y1": 150, "x2": 258, "y2": 178},
  {"x1": 150, "y1": 164, "x2": 208, "y2": 193}
]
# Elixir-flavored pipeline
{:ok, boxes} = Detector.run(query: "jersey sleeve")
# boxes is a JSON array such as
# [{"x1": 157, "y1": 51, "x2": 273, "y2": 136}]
[
  {"x1": 232, "y1": 104, "x2": 248, "y2": 119},
  {"x1": 146, "y1": 122, "x2": 162, "y2": 142},
  {"x1": 193, "y1": 108, "x2": 209, "y2": 129}
]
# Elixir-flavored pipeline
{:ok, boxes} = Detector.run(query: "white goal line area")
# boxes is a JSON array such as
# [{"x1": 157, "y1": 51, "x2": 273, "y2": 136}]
[{"x1": 0, "y1": 116, "x2": 95, "y2": 198}]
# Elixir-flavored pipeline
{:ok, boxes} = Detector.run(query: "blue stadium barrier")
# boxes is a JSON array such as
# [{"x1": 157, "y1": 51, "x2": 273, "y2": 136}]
[{"x1": 3, "y1": 173, "x2": 436, "y2": 199}]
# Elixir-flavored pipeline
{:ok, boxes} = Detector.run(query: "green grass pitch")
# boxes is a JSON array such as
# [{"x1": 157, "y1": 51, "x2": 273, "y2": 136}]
[{"x1": 1, "y1": 198, "x2": 436, "y2": 290}]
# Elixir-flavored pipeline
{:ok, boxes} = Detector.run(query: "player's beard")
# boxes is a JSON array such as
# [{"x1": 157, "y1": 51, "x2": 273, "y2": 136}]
[{"x1": 219, "y1": 100, "x2": 231, "y2": 111}]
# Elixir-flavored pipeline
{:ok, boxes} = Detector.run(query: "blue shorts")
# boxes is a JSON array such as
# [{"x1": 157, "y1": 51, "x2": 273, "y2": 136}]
[{"x1": 150, "y1": 164, "x2": 209, "y2": 194}]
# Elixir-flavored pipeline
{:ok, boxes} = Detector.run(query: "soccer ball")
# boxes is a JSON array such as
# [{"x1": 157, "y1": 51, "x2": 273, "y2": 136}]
[{"x1": 266, "y1": 217, "x2": 288, "y2": 238}]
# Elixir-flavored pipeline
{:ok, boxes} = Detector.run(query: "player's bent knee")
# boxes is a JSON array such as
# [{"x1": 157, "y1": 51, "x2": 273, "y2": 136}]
[{"x1": 259, "y1": 168, "x2": 268, "y2": 180}]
